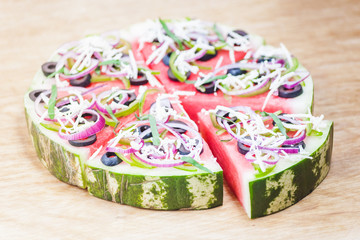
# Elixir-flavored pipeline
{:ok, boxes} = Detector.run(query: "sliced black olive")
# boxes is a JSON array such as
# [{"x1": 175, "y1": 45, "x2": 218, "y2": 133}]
[
  {"x1": 129, "y1": 72, "x2": 148, "y2": 86},
  {"x1": 138, "y1": 125, "x2": 152, "y2": 139},
  {"x1": 167, "y1": 120, "x2": 188, "y2": 134},
  {"x1": 167, "y1": 68, "x2": 191, "y2": 82},
  {"x1": 150, "y1": 98, "x2": 173, "y2": 114},
  {"x1": 237, "y1": 136, "x2": 252, "y2": 155},
  {"x1": 178, "y1": 139, "x2": 204, "y2": 156},
  {"x1": 101, "y1": 152, "x2": 122, "y2": 166},
  {"x1": 215, "y1": 109, "x2": 237, "y2": 126},
  {"x1": 81, "y1": 112, "x2": 98, "y2": 122},
  {"x1": 197, "y1": 50, "x2": 218, "y2": 62},
  {"x1": 29, "y1": 89, "x2": 46, "y2": 101},
  {"x1": 283, "y1": 141, "x2": 306, "y2": 150},
  {"x1": 113, "y1": 92, "x2": 137, "y2": 106},
  {"x1": 41, "y1": 62, "x2": 57, "y2": 77},
  {"x1": 69, "y1": 134, "x2": 97, "y2": 147},
  {"x1": 69, "y1": 74, "x2": 91, "y2": 87},
  {"x1": 59, "y1": 106, "x2": 70, "y2": 113},
  {"x1": 278, "y1": 84, "x2": 303, "y2": 98},
  {"x1": 162, "y1": 52, "x2": 172, "y2": 66},
  {"x1": 226, "y1": 68, "x2": 247, "y2": 76},
  {"x1": 230, "y1": 30, "x2": 248, "y2": 37},
  {"x1": 195, "y1": 81, "x2": 217, "y2": 94},
  {"x1": 272, "y1": 113, "x2": 291, "y2": 126},
  {"x1": 257, "y1": 57, "x2": 275, "y2": 63},
  {"x1": 124, "y1": 92, "x2": 137, "y2": 106},
  {"x1": 237, "y1": 141, "x2": 251, "y2": 155}
]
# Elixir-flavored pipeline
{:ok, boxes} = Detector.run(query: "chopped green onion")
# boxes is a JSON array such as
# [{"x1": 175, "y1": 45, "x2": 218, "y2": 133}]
[
  {"x1": 139, "y1": 88, "x2": 161, "y2": 115},
  {"x1": 200, "y1": 74, "x2": 227, "y2": 86},
  {"x1": 267, "y1": 112, "x2": 288, "y2": 139},
  {"x1": 282, "y1": 57, "x2": 299, "y2": 76},
  {"x1": 47, "y1": 67, "x2": 64, "y2": 79},
  {"x1": 99, "y1": 59, "x2": 121, "y2": 66},
  {"x1": 169, "y1": 52, "x2": 187, "y2": 82},
  {"x1": 181, "y1": 156, "x2": 214, "y2": 174},
  {"x1": 48, "y1": 84, "x2": 57, "y2": 119},
  {"x1": 148, "y1": 115, "x2": 160, "y2": 146},
  {"x1": 213, "y1": 24, "x2": 225, "y2": 43},
  {"x1": 159, "y1": 18, "x2": 184, "y2": 50}
]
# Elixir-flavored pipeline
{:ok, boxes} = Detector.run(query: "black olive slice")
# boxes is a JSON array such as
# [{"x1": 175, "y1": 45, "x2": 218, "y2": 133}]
[
  {"x1": 129, "y1": 72, "x2": 148, "y2": 86},
  {"x1": 230, "y1": 29, "x2": 248, "y2": 37},
  {"x1": 150, "y1": 98, "x2": 173, "y2": 114},
  {"x1": 113, "y1": 92, "x2": 137, "y2": 106},
  {"x1": 257, "y1": 57, "x2": 275, "y2": 63},
  {"x1": 282, "y1": 141, "x2": 306, "y2": 150},
  {"x1": 29, "y1": 89, "x2": 46, "y2": 101},
  {"x1": 215, "y1": 110, "x2": 237, "y2": 126},
  {"x1": 178, "y1": 139, "x2": 204, "y2": 156},
  {"x1": 80, "y1": 112, "x2": 98, "y2": 122},
  {"x1": 69, "y1": 74, "x2": 91, "y2": 87},
  {"x1": 69, "y1": 134, "x2": 97, "y2": 147},
  {"x1": 100, "y1": 152, "x2": 122, "y2": 166},
  {"x1": 237, "y1": 141, "x2": 251, "y2": 155},
  {"x1": 278, "y1": 84, "x2": 303, "y2": 98},
  {"x1": 162, "y1": 52, "x2": 172, "y2": 66},
  {"x1": 226, "y1": 68, "x2": 247, "y2": 76},
  {"x1": 197, "y1": 50, "x2": 218, "y2": 62},
  {"x1": 167, "y1": 120, "x2": 189, "y2": 134},
  {"x1": 124, "y1": 92, "x2": 137, "y2": 106},
  {"x1": 59, "y1": 106, "x2": 70, "y2": 113},
  {"x1": 138, "y1": 125, "x2": 152, "y2": 139},
  {"x1": 196, "y1": 81, "x2": 217, "y2": 94},
  {"x1": 41, "y1": 62, "x2": 57, "y2": 77},
  {"x1": 167, "y1": 68, "x2": 191, "y2": 82}
]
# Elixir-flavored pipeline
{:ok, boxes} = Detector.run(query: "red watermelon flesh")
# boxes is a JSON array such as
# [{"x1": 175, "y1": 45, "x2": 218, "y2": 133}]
[{"x1": 198, "y1": 111, "x2": 253, "y2": 207}]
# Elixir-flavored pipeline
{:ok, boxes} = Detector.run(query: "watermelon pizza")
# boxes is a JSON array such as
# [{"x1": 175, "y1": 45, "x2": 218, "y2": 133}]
[{"x1": 24, "y1": 18, "x2": 333, "y2": 217}]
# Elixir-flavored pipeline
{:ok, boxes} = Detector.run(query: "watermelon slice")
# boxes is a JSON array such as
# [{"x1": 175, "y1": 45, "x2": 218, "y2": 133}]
[
  {"x1": 136, "y1": 19, "x2": 313, "y2": 120},
  {"x1": 24, "y1": 18, "x2": 333, "y2": 217},
  {"x1": 198, "y1": 106, "x2": 333, "y2": 218}
]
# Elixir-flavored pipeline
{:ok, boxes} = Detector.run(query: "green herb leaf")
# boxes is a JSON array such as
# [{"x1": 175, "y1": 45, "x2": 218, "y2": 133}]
[
  {"x1": 47, "y1": 67, "x2": 64, "y2": 79},
  {"x1": 181, "y1": 156, "x2": 214, "y2": 174},
  {"x1": 105, "y1": 105, "x2": 118, "y2": 123},
  {"x1": 159, "y1": 18, "x2": 184, "y2": 50},
  {"x1": 268, "y1": 112, "x2": 288, "y2": 139},
  {"x1": 148, "y1": 114, "x2": 160, "y2": 146},
  {"x1": 99, "y1": 59, "x2": 121, "y2": 66},
  {"x1": 213, "y1": 24, "x2": 225, "y2": 43},
  {"x1": 48, "y1": 84, "x2": 57, "y2": 119}
]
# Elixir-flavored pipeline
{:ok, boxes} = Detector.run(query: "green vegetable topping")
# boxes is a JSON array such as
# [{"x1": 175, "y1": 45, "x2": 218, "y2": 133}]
[
  {"x1": 47, "y1": 67, "x2": 64, "y2": 79},
  {"x1": 148, "y1": 114, "x2": 160, "y2": 146},
  {"x1": 181, "y1": 156, "x2": 214, "y2": 174},
  {"x1": 159, "y1": 18, "x2": 184, "y2": 50},
  {"x1": 48, "y1": 84, "x2": 57, "y2": 120},
  {"x1": 267, "y1": 112, "x2": 289, "y2": 139}
]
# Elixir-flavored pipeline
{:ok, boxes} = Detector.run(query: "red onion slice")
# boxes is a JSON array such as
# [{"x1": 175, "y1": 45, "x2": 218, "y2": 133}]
[
  {"x1": 106, "y1": 138, "x2": 144, "y2": 154},
  {"x1": 282, "y1": 73, "x2": 309, "y2": 89},
  {"x1": 60, "y1": 59, "x2": 99, "y2": 80},
  {"x1": 133, "y1": 152, "x2": 185, "y2": 168},
  {"x1": 58, "y1": 109, "x2": 105, "y2": 140}
]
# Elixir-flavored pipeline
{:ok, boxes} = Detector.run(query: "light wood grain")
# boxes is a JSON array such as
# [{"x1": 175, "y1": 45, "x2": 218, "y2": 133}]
[{"x1": 0, "y1": 0, "x2": 359, "y2": 239}]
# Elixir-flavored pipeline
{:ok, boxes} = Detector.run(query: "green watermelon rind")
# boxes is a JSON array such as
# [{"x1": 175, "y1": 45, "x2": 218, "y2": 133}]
[
  {"x1": 248, "y1": 122, "x2": 333, "y2": 218},
  {"x1": 25, "y1": 99, "x2": 223, "y2": 210}
]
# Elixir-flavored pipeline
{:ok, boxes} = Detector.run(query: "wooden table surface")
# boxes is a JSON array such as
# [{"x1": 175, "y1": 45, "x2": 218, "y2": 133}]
[{"x1": 1, "y1": 0, "x2": 359, "y2": 239}]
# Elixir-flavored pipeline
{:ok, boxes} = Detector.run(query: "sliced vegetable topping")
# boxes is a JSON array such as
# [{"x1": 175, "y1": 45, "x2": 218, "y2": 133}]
[
  {"x1": 209, "y1": 106, "x2": 326, "y2": 175},
  {"x1": 103, "y1": 95, "x2": 209, "y2": 173}
]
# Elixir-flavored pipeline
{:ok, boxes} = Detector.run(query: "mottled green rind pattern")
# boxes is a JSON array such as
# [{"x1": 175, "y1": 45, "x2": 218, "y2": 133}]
[
  {"x1": 249, "y1": 123, "x2": 333, "y2": 218},
  {"x1": 25, "y1": 109, "x2": 223, "y2": 210},
  {"x1": 85, "y1": 164, "x2": 223, "y2": 210},
  {"x1": 25, "y1": 110, "x2": 86, "y2": 188}
]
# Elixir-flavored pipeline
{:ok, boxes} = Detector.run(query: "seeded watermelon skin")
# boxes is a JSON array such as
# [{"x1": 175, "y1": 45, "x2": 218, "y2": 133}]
[
  {"x1": 25, "y1": 109, "x2": 87, "y2": 188},
  {"x1": 198, "y1": 111, "x2": 333, "y2": 218},
  {"x1": 249, "y1": 123, "x2": 333, "y2": 218},
  {"x1": 85, "y1": 165, "x2": 223, "y2": 210}
]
